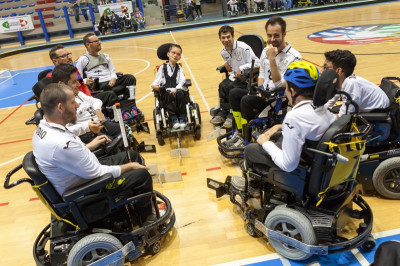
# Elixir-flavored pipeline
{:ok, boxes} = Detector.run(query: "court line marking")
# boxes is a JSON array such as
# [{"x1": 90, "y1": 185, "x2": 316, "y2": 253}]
[
  {"x1": 351, "y1": 248, "x2": 370, "y2": 266},
  {"x1": 0, "y1": 90, "x2": 32, "y2": 101},
  {"x1": 0, "y1": 154, "x2": 25, "y2": 167},
  {"x1": 169, "y1": 31, "x2": 210, "y2": 112}
]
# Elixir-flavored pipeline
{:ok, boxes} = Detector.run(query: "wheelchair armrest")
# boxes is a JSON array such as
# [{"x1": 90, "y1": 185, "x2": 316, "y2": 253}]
[
  {"x1": 105, "y1": 134, "x2": 122, "y2": 154},
  {"x1": 360, "y1": 112, "x2": 389, "y2": 122},
  {"x1": 116, "y1": 72, "x2": 123, "y2": 78},
  {"x1": 63, "y1": 173, "x2": 114, "y2": 202},
  {"x1": 184, "y1": 79, "x2": 192, "y2": 87}
]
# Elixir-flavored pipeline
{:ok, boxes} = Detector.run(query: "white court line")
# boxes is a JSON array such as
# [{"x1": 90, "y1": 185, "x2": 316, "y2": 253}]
[
  {"x1": 0, "y1": 73, "x2": 18, "y2": 86},
  {"x1": 351, "y1": 248, "x2": 370, "y2": 266},
  {"x1": 136, "y1": 91, "x2": 153, "y2": 103},
  {"x1": 0, "y1": 90, "x2": 32, "y2": 101},
  {"x1": 169, "y1": 31, "x2": 210, "y2": 111},
  {"x1": 111, "y1": 58, "x2": 151, "y2": 76},
  {"x1": 0, "y1": 154, "x2": 25, "y2": 167}
]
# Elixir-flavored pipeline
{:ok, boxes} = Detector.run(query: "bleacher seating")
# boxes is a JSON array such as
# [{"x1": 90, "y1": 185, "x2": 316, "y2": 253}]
[{"x1": 19, "y1": 12, "x2": 25, "y2": 14}]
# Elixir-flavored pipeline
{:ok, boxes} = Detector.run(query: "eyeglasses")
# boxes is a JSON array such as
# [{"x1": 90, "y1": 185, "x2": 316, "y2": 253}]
[
  {"x1": 55, "y1": 52, "x2": 72, "y2": 59},
  {"x1": 323, "y1": 65, "x2": 334, "y2": 71},
  {"x1": 170, "y1": 51, "x2": 181, "y2": 56},
  {"x1": 88, "y1": 39, "x2": 101, "y2": 44}
]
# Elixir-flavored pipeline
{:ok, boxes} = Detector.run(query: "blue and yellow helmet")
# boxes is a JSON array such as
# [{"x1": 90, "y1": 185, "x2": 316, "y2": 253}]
[{"x1": 284, "y1": 61, "x2": 319, "y2": 88}]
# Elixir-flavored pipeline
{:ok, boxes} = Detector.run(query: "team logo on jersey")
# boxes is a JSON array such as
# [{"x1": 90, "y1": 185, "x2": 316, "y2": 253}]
[
  {"x1": 63, "y1": 141, "x2": 71, "y2": 149},
  {"x1": 285, "y1": 123, "x2": 294, "y2": 129},
  {"x1": 308, "y1": 24, "x2": 400, "y2": 45}
]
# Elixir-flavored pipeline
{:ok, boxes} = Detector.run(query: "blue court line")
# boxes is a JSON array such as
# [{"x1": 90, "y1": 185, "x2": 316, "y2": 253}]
[
  {"x1": 222, "y1": 231, "x2": 400, "y2": 266},
  {"x1": 0, "y1": 65, "x2": 52, "y2": 109}
]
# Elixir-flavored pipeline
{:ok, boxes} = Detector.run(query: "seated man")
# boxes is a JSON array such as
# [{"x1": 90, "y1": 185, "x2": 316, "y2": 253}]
[
  {"x1": 110, "y1": 11, "x2": 122, "y2": 32},
  {"x1": 227, "y1": 0, "x2": 238, "y2": 12},
  {"x1": 48, "y1": 44, "x2": 118, "y2": 110},
  {"x1": 151, "y1": 44, "x2": 187, "y2": 129},
  {"x1": 323, "y1": 49, "x2": 390, "y2": 116},
  {"x1": 123, "y1": 9, "x2": 132, "y2": 30},
  {"x1": 52, "y1": 64, "x2": 121, "y2": 143},
  {"x1": 227, "y1": 16, "x2": 301, "y2": 147},
  {"x1": 76, "y1": 33, "x2": 136, "y2": 99},
  {"x1": 212, "y1": 25, "x2": 260, "y2": 129},
  {"x1": 241, "y1": 61, "x2": 337, "y2": 185},
  {"x1": 32, "y1": 83, "x2": 154, "y2": 224}
]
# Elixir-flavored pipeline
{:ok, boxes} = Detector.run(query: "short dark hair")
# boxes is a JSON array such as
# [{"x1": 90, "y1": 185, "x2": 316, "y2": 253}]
[
  {"x1": 83, "y1": 32, "x2": 96, "y2": 46},
  {"x1": 49, "y1": 44, "x2": 65, "y2": 60},
  {"x1": 169, "y1": 44, "x2": 182, "y2": 53},
  {"x1": 324, "y1": 49, "x2": 357, "y2": 78},
  {"x1": 218, "y1": 25, "x2": 234, "y2": 37},
  {"x1": 265, "y1": 15, "x2": 286, "y2": 33},
  {"x1": 40, "y1": 83, "x2": 72, "y2": 116},
  {"x1": 52, "y1": 64, "x2": 77, "y2": 84}
]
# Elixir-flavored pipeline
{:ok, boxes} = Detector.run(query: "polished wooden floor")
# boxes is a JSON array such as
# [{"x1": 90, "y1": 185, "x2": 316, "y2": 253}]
[{"x1": 1, "y1": 2, "x2": 400, "y2": 265}]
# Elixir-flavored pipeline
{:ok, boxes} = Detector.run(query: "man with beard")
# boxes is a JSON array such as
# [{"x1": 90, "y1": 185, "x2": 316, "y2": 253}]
[
  {"x1": 224, "y1": 15, "x2": 302, "y2": 148},
  {"x1": 76, "y1": 33, "x2": 135, "y2": 99},
  {"x1": 32, "y1": 83, "x2": 155, "y2": 225},
  {"x1": 48, "y1": 44, "x2": 118, "y2": 109}
]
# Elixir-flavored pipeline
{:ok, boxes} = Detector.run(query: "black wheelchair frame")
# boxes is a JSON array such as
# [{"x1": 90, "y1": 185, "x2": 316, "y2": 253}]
[
  {"x1": 152, "y1": 43, "x2": 202, "y2": 146},
  {"x1": 207, "y1": 70, "x2": 376, "y2": 261},
  {"x1": 4, "y1": 152, "x2": 175, "y2": 265},
  {"x1": 354, "y1": 76, "x2": 400, "y2": 199}
]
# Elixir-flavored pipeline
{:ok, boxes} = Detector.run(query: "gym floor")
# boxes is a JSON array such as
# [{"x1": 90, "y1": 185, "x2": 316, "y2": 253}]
[{"x1": 1, "y1": 1, "x2": 400, "y2": 265}]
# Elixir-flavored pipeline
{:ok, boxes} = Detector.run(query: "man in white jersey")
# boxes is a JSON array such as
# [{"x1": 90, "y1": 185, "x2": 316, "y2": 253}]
[
  {"x1": 226, "y1": 16, "x2": 301, "y2": 147},
  {"x1": 52, "y1": 64, "x2": 121, "y2": 144},
  {"x1": 323, "y1": 49, "x2": 389, "y2": 116},
  {"x1": 231, "y1": 61, "x2": 337, "y2": 196},
  {"x1": 211, "y1": 25, "x2": 260, "y2": 129},
  {"x1": 76, "y1": 33, "x2": 135, "y2": 98},
  {"x1": 32, "y1": 83, "x2": 155, "y2": 225}
]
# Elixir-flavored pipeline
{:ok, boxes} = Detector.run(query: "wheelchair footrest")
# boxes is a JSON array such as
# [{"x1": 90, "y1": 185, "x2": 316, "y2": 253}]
[{"x1": 207, "y1": 177, "x2": 231, "y2": 198}]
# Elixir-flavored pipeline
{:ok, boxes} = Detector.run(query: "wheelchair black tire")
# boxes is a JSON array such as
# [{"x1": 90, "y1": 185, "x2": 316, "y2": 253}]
[
  {"x1": 195, "y1": 103, "x2": 201, "y2": 124},
  {"x1": 67, "y1": 233, "x2": 123, "y2": 266},
  {"x1": 157, "y1": 132, "x2": 165, "y2": 146},
  {"x1": 372, "y1": 157, "x2": 400, "y2": 199},
  {"x1": 265, "y1": 206, "x2": 316, "y2": 261}
]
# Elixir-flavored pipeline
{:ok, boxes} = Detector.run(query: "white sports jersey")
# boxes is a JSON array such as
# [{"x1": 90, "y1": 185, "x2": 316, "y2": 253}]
[
  {"x1": 262, "y1": 100, "x2": 337, "y2": 172},
  {"x1": 151, "y1": 63, "x2": 186, "y2": 92},
  {"x1": 76, "y1": 52, "x2": 117, "y2": 83},
  {"x1": 33, "y1": 118, "x2": 121, "y2": 195},
  {"x1": 338, "y1": 75, "x2": 390, "y2": 116},
  {"x1": 65, "y1": 91, "x2": 103, "y2": 136},
  {"x1": 259, "y1": 43, "x2": 301, "y2": 90},
  {"x1": 220, "y1": 40, "x2": 260, "y2": 80}
]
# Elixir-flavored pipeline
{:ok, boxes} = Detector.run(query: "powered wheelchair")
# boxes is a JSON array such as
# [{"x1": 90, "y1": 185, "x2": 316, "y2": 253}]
[
  {"x1": 207, "y1": 69, "x2": 375, "y2": 261},
  {"x1": 352, "y1": 76, "x2": 400, "y2": 199},
  {"x1": 227, "y1": 1, "x2": 240, "y2": 16},
  {"x1": 253, "y1": 0, "x2": 266, "y2": 12},
  {"x1": 152, "y1": 43, "x2": 202, "y2": 146},
  {"x1": 4, "y1": 152, "x2": 175, "y2": 265}
]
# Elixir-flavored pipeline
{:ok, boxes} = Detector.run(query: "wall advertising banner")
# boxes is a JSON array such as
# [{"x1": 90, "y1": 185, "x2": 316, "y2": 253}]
[
  {"x1": 98, "y1": 2, "x2": 134, "y2": 17},
  {"x1": 0, "y1": 15, "x2": 34, "y2": 34}
]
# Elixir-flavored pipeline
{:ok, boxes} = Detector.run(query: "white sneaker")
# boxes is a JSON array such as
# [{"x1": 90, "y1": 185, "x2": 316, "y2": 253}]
[
  {"x1": 173, "y1": 122, "x2": 180, "y2": 129},
  {"x1": 179, "y1": 117, "x2": 186, "y2": 129},
  {"x1": 223, "y1": 131, "x2": 240, "y2": 146},
  {"x1": 231, "y1": 175, "x2": 245, "y2": 191}
]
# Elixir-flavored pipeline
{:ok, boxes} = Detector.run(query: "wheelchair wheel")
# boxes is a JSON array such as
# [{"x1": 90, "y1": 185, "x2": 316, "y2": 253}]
[
  {"x1": 265, "y1": 206, "x2": 316, "y2": 261},
  {"x1": 146, "y1": 240, "x2": 161, "y2": 255},
  {"x1": 195, "y1": 103, "x2": 201, "y2": 124},
  {"x1": 67, "y1": 233, "x2": 123, "y2": 266},
  {"x1": 372, "y1": 157, "x2": 400, "y2": 199},
  {"x1": 194, "y1": 125, "x2": 201, "y2": 140},
  {"x1": 361, "y1": 234, "x2": 376, "y2": 252}
]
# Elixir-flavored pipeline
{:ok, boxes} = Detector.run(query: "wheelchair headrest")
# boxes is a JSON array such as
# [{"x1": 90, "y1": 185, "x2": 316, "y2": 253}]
[
  {"x1": 157, "y1": 43, "x2": 174, "y2": 61},
  {"x1": 380, "y1": 77, "x2": 400, "y2": 106},
  {"x1": 32, "y1": 77, "x2": 53, "y2": 99},
  {"x1": 313, "y1": 69, "x2": 339, "y2": 107},
  {"x1": 38, "y1": 69, "x2": 52, "y2": 81},
  {"x1": 237, "y1": 34, "x2": 266, "y2": 59}
]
